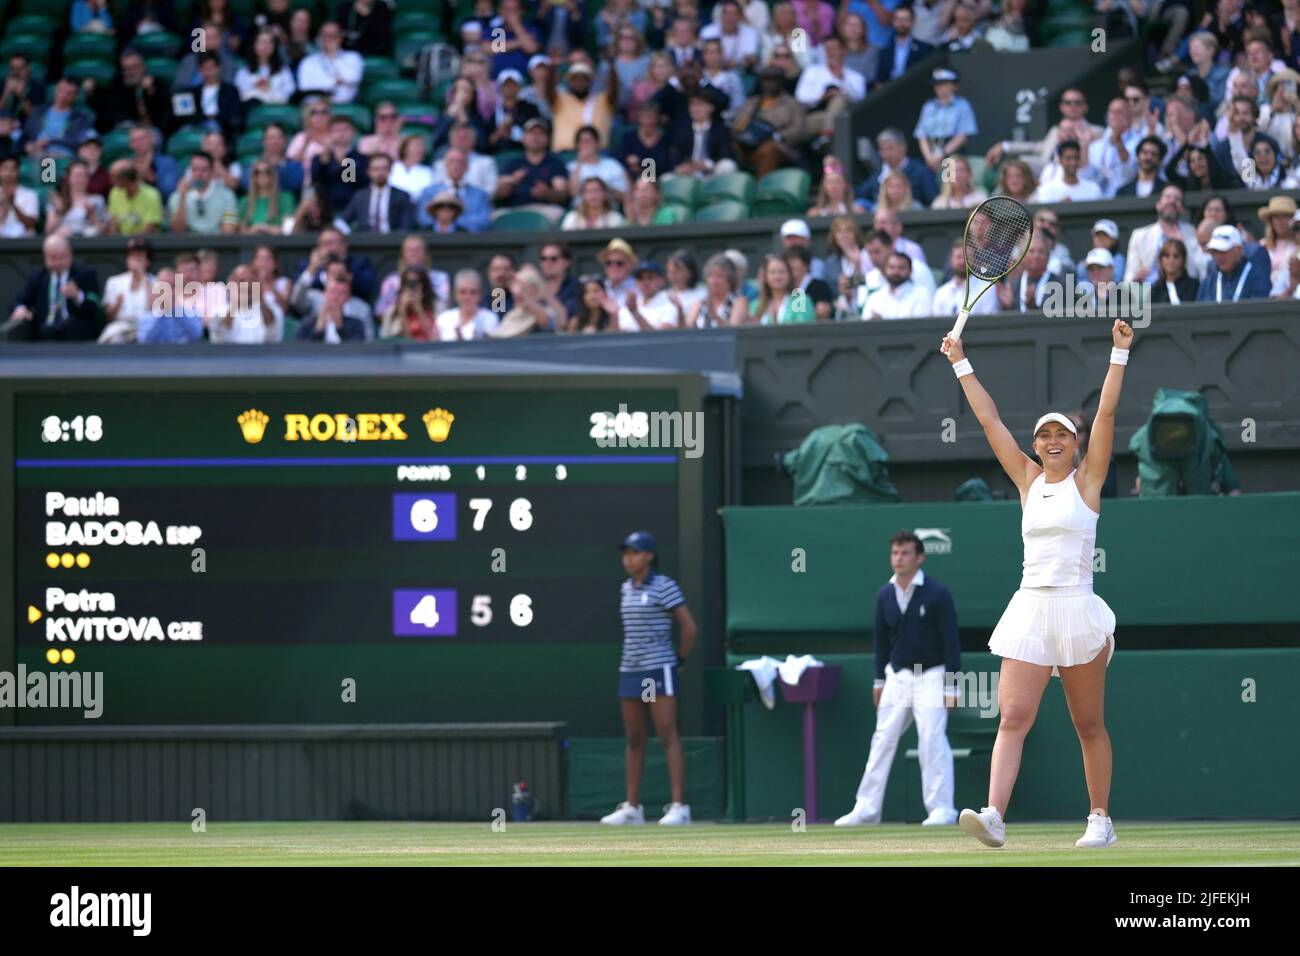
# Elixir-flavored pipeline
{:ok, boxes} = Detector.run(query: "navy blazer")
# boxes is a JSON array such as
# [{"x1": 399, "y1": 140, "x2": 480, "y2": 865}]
[
  {"x1": 874, "y1": 38, "x2": 936, "y2": 89},
  {"x1": 873, "y1": 573, "x2": 961, "y2": 683},
  {"x1": 7, "y1": 263, "x2": 102, "y2": 341},
  {"x1": 338, "y1": 185, "x2": 415, "y2": 234}
]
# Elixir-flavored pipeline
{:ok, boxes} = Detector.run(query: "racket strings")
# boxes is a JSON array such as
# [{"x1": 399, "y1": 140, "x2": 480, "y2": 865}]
[{"x1": 965, "y1": 198, "x2": 1034, "y2": 282}]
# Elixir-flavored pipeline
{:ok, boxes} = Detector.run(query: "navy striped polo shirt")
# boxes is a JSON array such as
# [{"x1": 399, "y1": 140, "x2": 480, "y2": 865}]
[{"x1": 619, "y1": 572, "x2": 685, "y2": 671}]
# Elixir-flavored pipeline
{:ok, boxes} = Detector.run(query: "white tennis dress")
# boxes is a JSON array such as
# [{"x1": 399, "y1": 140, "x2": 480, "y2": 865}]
[{"x1": 988, "y1": 469, "x2": 1117, "y2": 675}]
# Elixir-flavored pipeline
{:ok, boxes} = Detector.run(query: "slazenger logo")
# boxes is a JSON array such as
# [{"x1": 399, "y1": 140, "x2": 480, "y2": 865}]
[
  {"x1": 50, "y1": 886, "x2": 151, "y2": 936},
  {"x1": 914, "y1": 528, "x2": 952, "y2": 555}
]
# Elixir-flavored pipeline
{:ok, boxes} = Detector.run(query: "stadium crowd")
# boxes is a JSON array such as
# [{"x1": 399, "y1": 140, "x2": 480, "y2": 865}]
[{"x1": 0, "y1": 0, "x2": 1298, "y2": 342}]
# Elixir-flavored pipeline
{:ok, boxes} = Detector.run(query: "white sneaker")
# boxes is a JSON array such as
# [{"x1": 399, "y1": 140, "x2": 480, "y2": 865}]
[
  {"x1": 833, "y1": 800, "x2": 880, "y2": 826},
  {"x1": 658, "y1": 802, "x2": 692, "y2": 825},
  {"x1": 1075, "y1": 810, "x2": 1117, "y2": 848},
  {"x1": 600, "y1": 801, "x2": 645, "y2": 825},
  {"x1": 921, "y1": 807, "x2": 959, "y2": 826},
  {"x1": 958, "y1": 806, "x2": 1006, "y2": 847}
]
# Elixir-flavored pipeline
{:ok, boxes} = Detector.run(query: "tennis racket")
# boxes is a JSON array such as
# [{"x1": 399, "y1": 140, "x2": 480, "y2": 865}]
[{"x1": 948, "y1": 196, "x2": 1035, "y2": 340}]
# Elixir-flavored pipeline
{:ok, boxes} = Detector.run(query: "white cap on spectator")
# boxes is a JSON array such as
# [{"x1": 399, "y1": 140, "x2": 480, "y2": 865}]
[
  {"x1": 497, "y1": 69, "x2": 524, "y2": 87},
  {"x1": 780, "y1": 219, "x2": 811, "y2": 240},
  {"x1": 1084, "y1": 248, "x2": 1114, "y2": 269},
  {"x1": 931, "y1": 67, "x2": 959, "y2": 83},
  {"x1": 1091, "y1": 219, "x2": 1119, "y2": 239},
  {"x1": 568, "y1": 62, "x2": 593, "y2": 77},
  {"x1": 528, "y1": 54, "x2": 552, "y2": 71},
  {"x1": 1206, "y1": 225, "x2": 1242, "y2": 251}
]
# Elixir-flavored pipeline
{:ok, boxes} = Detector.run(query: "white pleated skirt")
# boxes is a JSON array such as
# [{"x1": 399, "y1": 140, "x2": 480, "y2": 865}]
[{"x1": 988, "y1": 585, "x2": 1116, "y2": 677}]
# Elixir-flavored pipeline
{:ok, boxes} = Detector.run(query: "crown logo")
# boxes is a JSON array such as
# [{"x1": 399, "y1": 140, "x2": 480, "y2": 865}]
[
  {"x1": 237, "y1": 409, "x2": 270, "y2": 444},
  {"x1": 423, "y1": 408, "x2": 455, "y2": 442}
]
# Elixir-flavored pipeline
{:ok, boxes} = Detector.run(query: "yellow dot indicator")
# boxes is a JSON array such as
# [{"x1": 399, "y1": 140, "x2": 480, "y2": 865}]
[
  {"x1": 75, "y1": 553, "x2": 90, "y2": 568},
  {"x1": 60, "y1": 553, "x2": 75, "y2": 568},
  {"x1": 45, "y1": 648, "x2": 60, "y2": 665},
  {"x1": 61, "y1": 648, "x2": 76, "y2": 665},
  {"x1": 46, "y1": 553, "x2": 60, "y2": 568}
]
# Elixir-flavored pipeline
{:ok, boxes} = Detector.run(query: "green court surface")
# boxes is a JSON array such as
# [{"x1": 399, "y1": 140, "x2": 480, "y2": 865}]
[{"x1": 1, "y1": 821, "x2": 1297, "y2": 866}]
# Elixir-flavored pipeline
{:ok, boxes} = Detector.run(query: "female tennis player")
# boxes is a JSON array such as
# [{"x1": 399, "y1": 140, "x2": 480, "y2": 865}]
[
  {"x1": 941, "y1": 318, "x2": 1134, "y2": 849},
  {"x1": 600, "y1": 531, "x2": 699, "y2": 826}
]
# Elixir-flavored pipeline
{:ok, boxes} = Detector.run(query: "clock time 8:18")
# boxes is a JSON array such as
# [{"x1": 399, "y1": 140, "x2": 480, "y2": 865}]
[{"x1": 41, "y1": 415, "x2": 104, "y2": 442}]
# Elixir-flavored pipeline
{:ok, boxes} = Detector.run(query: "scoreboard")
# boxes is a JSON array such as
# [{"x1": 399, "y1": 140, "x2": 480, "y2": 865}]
[{"x1": 2, "y1": 373, "x2": 716, "y2": 730}]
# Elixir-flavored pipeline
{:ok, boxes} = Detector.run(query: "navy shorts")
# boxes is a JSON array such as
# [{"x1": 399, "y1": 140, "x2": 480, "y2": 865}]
[{"x1": 618, "y1": 664, "x2": 678, "y2": 700}]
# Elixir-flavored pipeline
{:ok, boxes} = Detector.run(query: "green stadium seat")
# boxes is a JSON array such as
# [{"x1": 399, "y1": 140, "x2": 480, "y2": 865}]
[
  {"x1": 1, "y1": 35, "x2": 51, "y2": 59},
  {"x1": 166, "y1": 125, "x2": 209, "y2": 159},
  {"x1": 657, "y1": 203, "x2": 693, "y2": 224},
  {"x1": 1047, "y1": 29, "x2": 1094, "y2": 47},
  {"x1": 364, "y1": 79, "x2": 421, "y2": 108},
  {"x1": 101, "y1": 128, "x2": 134, "y2": 163},
  {"x1": 658, "y1": 175, "x2": 701, "y2": 209},
  {"x1": 395, "y1": 101, "x2": 439, "y2": 128},
  {"x1": 362, "y1": 57, "x2": 401, "y2": 85},
  {"x1": 63, "y1": 60, "x2": 117, "y2": 85},
  {"x1": 494, "y1": 150, "x2": 523, "y2": 172},
  {"x1": 394, "y1": 12, "x2": 443, "y2": 36},
  {"x1": 493, "y1": 209, "x2": 552, "y2": 231},
  {"x1": 699, "y1": 172, "x2": 756, "y2": 208},
  {"x1": 965, "y1": 155, "x2": 987, "y2": 189},
  {"x1": 282, "y1": 316, "x2": 301, "y2": 342},
  {"x1": 20, "y1": 0, "x2": 70, "y2": 15},
  {"x1": 756, "y1": 168, "x2": 811, "y2": 206},
  {"x1": 693, "y1": 200, "x2": 749, "y2": 223},
  {"x1": 246, "y1": 103, "x2": 303, "y2": 133},
  {"x1": 396, "y1": 32, "x2": 442, "y2": 74},
  {"x1": 65, "y1": 34, "x2": 118, "y2": 63},
  {"x1": 144, "y1": 57, "x2": 177, "y2": 89},
  {"x1": 332, "y1": 102, "x2": 373, "y2": 133},
  {"x1": 131, "y1": 31, "x2": 183, "y2": 59},
  {"x1": 7, "y1": 15, "x2": 60, "y2": 36},
  {"x1": 236, "y1": 128, "x2": 266, "y2": 157}
]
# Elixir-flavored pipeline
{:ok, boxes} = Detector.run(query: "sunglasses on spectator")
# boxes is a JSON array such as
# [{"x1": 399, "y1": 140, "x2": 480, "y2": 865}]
[
  {"x1": 310, "y1": 108, "x2": 329, "y2": 116},
  {"x1": 378, "y1": 112, "x2": 398, "y2": 120},
  {"x1": 540, "y1": 254, "x2": 562, "y2": 261},
  {"x1": 1062, "y1": 97, "x2": 1085, "y2": 105},
  {"x1": 605, "y1": 258, "x2": 629, "y2": 268}
]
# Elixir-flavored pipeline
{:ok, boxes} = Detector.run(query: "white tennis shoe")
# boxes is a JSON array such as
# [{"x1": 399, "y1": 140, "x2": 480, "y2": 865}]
[
  {"x1": 959, "y1": 806, "x2": 1006, "y2": 847},
  {"x1": 600, "y1": 801, "x2": 645, "y2": 825},
  {"x1": 921, "y1": 807, "x2": 959, "y2": 826},
  {"x1": 833, "y1": 800, "x2": 880, "y2": 826},
  {"x1": 658, "y1": 802, "x2": 692, "y2": 825},
  {"x1": 1075, "y1": 810, "x2": 1118, "y2": 848}
]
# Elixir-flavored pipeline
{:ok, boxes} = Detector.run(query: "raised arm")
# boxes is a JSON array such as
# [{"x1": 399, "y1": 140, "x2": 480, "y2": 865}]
[
  {"x1": 1078, "y1": 320, "x2": 1132, "y2": 501},
  {"x1": 941, "y1": 333, "x2": 1039, "y2": 497}
]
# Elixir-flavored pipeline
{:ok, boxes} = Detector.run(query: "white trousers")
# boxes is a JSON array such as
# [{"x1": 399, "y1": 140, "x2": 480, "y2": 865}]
[{"x1": 853, "y1": 663, "x2": 955, "y2": 818}]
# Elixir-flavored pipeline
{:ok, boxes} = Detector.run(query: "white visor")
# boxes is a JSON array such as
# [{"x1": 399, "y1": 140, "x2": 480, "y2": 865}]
[{"x1": 1033, "y1": 412, "x2": 1078, "y2": 437}]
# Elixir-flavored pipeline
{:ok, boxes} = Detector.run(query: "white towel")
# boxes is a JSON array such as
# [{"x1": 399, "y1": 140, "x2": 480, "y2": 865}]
[
  {"x1": 736, "y1": 655, "x2": 826, "y2": 708},
  {"x1": 777, "y1": 654, "x2": 824, "y2": 686},
  {"x1": 736, "y1": 656, "x2": 781, "y2": 709}
]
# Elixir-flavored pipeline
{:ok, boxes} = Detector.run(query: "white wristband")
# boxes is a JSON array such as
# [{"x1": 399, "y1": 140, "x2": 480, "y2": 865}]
[
  {"x1": 952, "y1": 358, "x2": 974, "y2": 377},
  {"x1": 1110, "y1": 347, "x2": 1130, "y2": 366}
]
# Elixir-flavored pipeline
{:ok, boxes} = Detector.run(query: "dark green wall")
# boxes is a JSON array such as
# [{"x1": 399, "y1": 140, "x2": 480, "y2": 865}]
[{"x1": 723, "y1": 494, "x2": 1300, "y2": 640}]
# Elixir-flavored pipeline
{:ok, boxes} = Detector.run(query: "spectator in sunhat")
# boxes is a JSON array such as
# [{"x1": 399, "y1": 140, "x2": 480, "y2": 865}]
[{"x1": 915, "y1": 67, "x2": 979, "y2": 173}]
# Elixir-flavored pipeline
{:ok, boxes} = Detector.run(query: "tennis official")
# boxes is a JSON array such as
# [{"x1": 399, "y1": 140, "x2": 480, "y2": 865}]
[
  {"x1": 835, "y1": 530, "x2": 962, "y2": 827},
  {"x1": 599, "y1": 531, "x2": 699, "y2": 827}
]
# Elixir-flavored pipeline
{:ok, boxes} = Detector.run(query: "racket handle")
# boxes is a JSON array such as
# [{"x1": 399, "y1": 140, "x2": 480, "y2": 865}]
[{"x1": 949, "y1": 310, "x2": 971, "y2": 340}]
